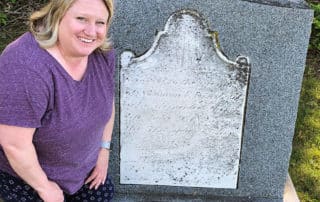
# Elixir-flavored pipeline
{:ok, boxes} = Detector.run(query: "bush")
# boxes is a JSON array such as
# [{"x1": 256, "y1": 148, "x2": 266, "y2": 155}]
[
  {"x1": 0, "y1": 0, "x2": 47, "y2": 51},
  {"x1": 309, "y1": 2, "x2": 320, "y2": 51}
]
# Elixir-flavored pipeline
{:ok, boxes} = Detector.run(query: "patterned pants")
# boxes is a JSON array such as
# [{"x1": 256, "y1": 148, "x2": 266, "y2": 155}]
[{"x1": 0, "y1": 171, "x2": 114, "y2": 202}]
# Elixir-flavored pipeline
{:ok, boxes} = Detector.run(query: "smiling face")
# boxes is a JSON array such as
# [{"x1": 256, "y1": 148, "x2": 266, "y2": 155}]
[{"x1": 56, "y1": 0, "x2": 109, "y2": 58}]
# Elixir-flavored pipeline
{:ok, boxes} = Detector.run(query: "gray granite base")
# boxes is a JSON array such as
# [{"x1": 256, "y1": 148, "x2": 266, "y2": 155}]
[
  {"x1": 113, "y1": 174, "x2": 297, "y2": 202},
  {"x1": 114, "y1": 194, "x2": 282, "y2": 202}
]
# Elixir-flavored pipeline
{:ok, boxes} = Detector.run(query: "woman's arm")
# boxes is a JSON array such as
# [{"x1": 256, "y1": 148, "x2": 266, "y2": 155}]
[
  {"x1": 0, "y1": 124, "x2": 64, "y2": 202},
  {"x1": 101, "y1": 100, "x2": 115, "y2": 143},
  {"x1": 85, "y1": 100, "x2": 115, "y2": 189}
]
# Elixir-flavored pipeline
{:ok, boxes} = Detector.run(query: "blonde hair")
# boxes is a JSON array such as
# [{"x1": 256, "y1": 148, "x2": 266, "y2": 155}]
[{"x1": 29, "y1": 0, "x2": 114, "y2": 51}]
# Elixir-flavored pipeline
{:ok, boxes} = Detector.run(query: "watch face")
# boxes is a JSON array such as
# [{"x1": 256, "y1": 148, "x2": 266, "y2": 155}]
[{"x1": 101, "y1": 141, "x2": 111, "y2": 150}]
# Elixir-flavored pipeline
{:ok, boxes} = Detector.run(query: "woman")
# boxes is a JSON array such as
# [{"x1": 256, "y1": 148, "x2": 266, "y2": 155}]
[{"x1": 0, "y1": 0, "x2": 115, "y2": 201}]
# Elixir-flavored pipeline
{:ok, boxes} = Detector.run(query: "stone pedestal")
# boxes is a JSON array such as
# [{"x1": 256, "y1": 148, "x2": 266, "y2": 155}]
[{"x1": 109, "y1": 0, "x2": 313, "y2": 201}]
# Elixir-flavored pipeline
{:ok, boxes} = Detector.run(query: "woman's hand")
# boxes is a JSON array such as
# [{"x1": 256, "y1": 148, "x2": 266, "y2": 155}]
[
  {"x1": 37, "y1": 180, "x2": 64, "y2": 202},
  {"x1": 85, "y1": 148, "x2": 110, "y2": 189}
]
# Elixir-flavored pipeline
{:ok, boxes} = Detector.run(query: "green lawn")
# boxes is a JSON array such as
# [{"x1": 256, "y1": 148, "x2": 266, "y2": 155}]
[{"x1": 289, "y1": 50, "x2": 320, "y2": 202}]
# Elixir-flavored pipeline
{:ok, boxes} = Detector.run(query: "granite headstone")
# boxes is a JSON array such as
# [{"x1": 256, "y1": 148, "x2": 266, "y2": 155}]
[{"x1": 109, "y1": 0, "x2": 313, "y2": 201}]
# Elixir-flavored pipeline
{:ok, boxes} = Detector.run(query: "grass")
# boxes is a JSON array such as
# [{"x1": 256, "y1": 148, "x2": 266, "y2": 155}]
[{"x1": 289, "y1": 50, "x2": 320, "y2": 202}]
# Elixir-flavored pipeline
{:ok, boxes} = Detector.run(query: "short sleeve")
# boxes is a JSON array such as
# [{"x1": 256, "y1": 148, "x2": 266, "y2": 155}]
[{"x1": 0, "y1": 60, "x2": 49, "y2": 128}]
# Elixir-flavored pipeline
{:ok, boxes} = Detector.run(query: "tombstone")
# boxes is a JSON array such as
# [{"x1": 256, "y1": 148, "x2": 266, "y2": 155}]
[
  {"x1": 120, "y1": 10, "x2": 251, "y2": 190},
  {"x1": 109, "y1": 0, "x2": 313, "y2": 201}
]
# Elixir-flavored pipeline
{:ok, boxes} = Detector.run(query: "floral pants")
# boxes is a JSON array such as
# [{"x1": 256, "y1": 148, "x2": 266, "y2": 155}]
[{"x1": 0, "y1": 170, "x2": 114, "y2": 202}]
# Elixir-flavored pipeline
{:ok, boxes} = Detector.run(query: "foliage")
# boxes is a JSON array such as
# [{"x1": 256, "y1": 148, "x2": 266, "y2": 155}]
[
  {"x1": 0, "y1": 0, "x2": 20, "y2": 26},
  {"x1": 0, "y1": 13, "x2": 7, "y2": 26},
  {"x1": 0, "y1": 0, "x2": 47, "y2": 51},
  {"x1": 308, "y1": 1, "x2": 320, "y2": 51},
  {"x1": 289, "y1": 52, "x2": 320, "y2": 202},
  {"x1": 288, "y1": 2, "x2": 320, "y2": 201}
]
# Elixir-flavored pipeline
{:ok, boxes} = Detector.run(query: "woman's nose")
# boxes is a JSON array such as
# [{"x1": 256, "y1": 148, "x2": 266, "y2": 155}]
[{"x1": 84, "y1": 23, "x2": 96, "y2": 36}]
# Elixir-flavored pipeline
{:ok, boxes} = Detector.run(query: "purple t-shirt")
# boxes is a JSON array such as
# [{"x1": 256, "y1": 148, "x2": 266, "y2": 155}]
[{"x1": 0, "y1": 32, "x2": 115, "y2": 194}]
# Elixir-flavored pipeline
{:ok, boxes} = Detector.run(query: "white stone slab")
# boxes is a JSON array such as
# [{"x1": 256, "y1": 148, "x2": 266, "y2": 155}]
[{"x1": 120, "y1": 10, "x2": 250, "y2": 189}]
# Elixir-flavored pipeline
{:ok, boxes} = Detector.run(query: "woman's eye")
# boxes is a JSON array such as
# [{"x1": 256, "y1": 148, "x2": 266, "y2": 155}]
[
  {"x1": 76, "y1": 17, "x2": 86, "y2": 21},
  {"x1": 97, "y1": 21, "x2": 106, "y2": 25}
]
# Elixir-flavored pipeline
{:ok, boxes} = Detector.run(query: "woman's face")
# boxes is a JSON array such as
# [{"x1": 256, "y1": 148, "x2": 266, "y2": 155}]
[{"x1": 57, "y1": 0, "x2": 109, "y2": 57}]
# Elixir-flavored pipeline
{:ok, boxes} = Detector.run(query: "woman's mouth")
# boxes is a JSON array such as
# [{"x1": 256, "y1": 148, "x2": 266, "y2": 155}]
[{"x1": 78, "y1": 37, "x2": 95, "y2": 43}]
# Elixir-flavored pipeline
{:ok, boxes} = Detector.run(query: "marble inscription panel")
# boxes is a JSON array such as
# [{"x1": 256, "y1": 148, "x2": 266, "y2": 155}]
[{"x1": 120, "y1": 10, "x2": 250, "y2": 189}]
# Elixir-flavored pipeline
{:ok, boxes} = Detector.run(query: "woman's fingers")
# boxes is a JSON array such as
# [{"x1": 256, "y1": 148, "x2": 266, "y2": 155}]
[
  {"x1": 85, "y1": 170, "x2": 97, "y2": 184},
  {"x1": 85, "y1": 167, "x2": 107, "y2": 189},
  {"x1": 90, "y1": 175, "x2": 100, "y2": 189}
]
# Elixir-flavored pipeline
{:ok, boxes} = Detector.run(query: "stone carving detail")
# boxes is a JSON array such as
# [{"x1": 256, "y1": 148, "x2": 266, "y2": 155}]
[{"x1": 120, "y1": 10, "x2": 250, "y2": 189}]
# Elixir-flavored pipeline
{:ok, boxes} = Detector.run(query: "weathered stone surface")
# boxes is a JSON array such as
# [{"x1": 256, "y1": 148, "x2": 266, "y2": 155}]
[{"x1": 120, "y1": 10, "x2": 250, "y2": 189}]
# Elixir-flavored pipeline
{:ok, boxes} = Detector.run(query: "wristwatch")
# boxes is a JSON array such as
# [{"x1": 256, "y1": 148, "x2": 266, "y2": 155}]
[{"x1": 101, "y1": 141, "x2": 112, "y2": 150}]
